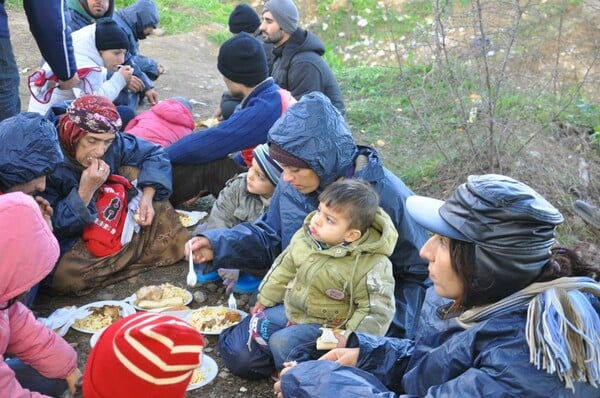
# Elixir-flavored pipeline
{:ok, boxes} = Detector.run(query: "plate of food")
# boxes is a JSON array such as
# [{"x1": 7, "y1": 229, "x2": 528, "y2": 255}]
[
  {"x1": 187, "y1": 306, "x2": 248, "y2": 335},
  {"x1": 175, "y1": 210, "x2": 206, "y2": 228},
  {"x1": 71, "y1": 300, "x2": 136, "y2": 334},
  {"x1": 132, "y1": 283, "x2": 193, "y2": 311},
  {"x1": 187, "y1": 354, "x2": 218, "y2": 390}
]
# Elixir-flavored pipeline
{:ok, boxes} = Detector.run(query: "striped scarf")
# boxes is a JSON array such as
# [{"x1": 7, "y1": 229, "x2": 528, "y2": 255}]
[{"x1": 457, "y1": 276, "x2": 600, "y2": 391}]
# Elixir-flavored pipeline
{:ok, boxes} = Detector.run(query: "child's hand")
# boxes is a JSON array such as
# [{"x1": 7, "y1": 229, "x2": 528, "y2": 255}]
[
  {"x1": 334, "y1": 330, "x2": 347, "y2": 348},
  {"x1": 251, "y1": 301, "x2": 266, "y2": 315}
]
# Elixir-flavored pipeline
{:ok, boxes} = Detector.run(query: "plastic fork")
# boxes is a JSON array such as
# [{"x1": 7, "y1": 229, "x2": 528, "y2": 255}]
[
  {"x1": 227, "y1": 292, "x2": 237, "y2": 311},
  {"x1": 186, "y1": 241, "x2": 196, "y2": 288}
]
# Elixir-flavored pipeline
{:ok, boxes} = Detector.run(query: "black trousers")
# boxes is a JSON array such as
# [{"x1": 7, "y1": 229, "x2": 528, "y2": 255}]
[{"x1": 170, "y1": 157, "x2": 246, "y2": 206}]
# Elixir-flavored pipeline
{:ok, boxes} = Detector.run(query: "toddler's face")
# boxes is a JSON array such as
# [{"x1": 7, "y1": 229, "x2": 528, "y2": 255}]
[
  {"x1": 308, "y1": 203, "x2": 354, "y2": 247},
  {"x1": 246, "y1": 159, "x2": 275, "y2": 198}
]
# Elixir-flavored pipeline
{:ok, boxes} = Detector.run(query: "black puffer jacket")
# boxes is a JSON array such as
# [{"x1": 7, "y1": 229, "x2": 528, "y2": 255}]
[{"x1": 271, "y1": 28, "x2": 346, "y2": 116}]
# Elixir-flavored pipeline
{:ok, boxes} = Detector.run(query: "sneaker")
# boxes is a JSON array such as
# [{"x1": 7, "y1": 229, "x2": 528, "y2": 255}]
[
  {"x1": 194, "y1": 263, "x2": 220, "y2": 284},
  {"x1": 573, "y1": 200, "x2": 600, "y2": 229},
  {"x1": 247, "y1": 310, "x2": 269, "y2": 349},
  {"x1": 234, "y1": 273, "x2": 262, "y2": 294}
]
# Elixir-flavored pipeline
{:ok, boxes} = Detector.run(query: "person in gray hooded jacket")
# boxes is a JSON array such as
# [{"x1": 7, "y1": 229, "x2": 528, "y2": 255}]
[{"x1": 187, "y1": 92, "x2": 430, "y2": 380}]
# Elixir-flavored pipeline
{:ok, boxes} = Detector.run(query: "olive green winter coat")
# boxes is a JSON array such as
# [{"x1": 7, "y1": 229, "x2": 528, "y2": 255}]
[{"x1": 258, "y1": 207, "x2": 398, "y2": 335}]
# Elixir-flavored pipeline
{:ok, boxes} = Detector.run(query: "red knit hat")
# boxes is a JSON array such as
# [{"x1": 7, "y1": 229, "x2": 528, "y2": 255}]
[{"x1": 83, "y1": 312, "x2": 204, "y2": 398}]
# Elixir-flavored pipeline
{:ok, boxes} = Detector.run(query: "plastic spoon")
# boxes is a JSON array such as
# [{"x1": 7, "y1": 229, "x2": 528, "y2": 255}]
[
  {"x1": 186, "y1": 241, "x2": 196, "y2": 288},
  {"x1": 227, "y1": 292, "x2": 237, "y2": 311}
]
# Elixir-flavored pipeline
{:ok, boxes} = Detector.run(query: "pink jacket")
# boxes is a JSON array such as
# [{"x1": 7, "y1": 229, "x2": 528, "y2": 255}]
[
  {"x1": 0, "y1": 193, "x2": 78, "y2": 398},
  {"x1": 124, "y1": 99, "x2": 195, "y2": 147}
]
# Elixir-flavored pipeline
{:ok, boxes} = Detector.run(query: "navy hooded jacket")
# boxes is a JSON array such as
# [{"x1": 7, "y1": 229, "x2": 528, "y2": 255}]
[
  {"x1": 279, "y1": 286, "x2": 600, "y2": 397},
  {"x1": 113, "y1": 0, "x2": 159, "y2": 86},
  {"x1": 202, "y1": 92, "x2": 429, "y2": 338},
  {"x1": 1, "y1": 0, "x2": 77, "y2": 81},
  {"x1": 41, "y1": 101, "x2": 172, "y2": 256}
]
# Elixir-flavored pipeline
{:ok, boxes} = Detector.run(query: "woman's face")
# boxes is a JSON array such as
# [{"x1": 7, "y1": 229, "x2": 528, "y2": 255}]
[
  {"x1": 74, "y1": 132, "x2": 115, "y2": 167},
  {"x1": 280, "y1": 164, "x2": 320, "y2": 194},
  {"x1": 419, "y1": 234, "x2": 464, "y2": 300},
  {"x1": 100, "y1": 49, "x2": 127, "y2": 71}
]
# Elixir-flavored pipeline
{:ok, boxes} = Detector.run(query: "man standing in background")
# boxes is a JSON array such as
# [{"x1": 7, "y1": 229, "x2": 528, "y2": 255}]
[
  {"x1": 260, "y1": 0, "x2": 346, "y2": 116},
  {"x1": 0, "y1": 0, "x2": 79, "y2": 121}
]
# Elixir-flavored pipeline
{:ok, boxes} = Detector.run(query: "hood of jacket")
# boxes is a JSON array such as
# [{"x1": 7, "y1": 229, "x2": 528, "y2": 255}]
[
  {"x1": 115, "y1": 0, "x2": 160, "y2": 40},
  {"x1": 68, "y1": 0, "x2": 115, "y2": 23},
  {"x1": 149, "y1": 99, "x2": 194, "y2": 128},
  {"x1": 72, "y1": 23, "x2": 105, "y2": 67},
  {"x1": 275, "y1": 28, "x2": 325, "y2": 58},
  {"x1": 0, "y1": 113, "x2": 64, "y2": 191},
  {"x1": 304, "y1": 207, "x2": 398, "y2": 257},
  {"x1": 267, "y1": 91, "x2": 357, "y2": 188},
  {"x1": 0, "y1": 193, "x2": 59, "y2": 303}
]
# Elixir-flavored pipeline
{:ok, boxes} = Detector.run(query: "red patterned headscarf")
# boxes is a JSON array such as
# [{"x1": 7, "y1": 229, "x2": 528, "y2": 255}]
[{"x1": 58, "y1": 95, "x2": 122, "y2": 157}]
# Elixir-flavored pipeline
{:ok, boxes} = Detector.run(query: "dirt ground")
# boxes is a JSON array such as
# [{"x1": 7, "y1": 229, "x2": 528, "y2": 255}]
[{"x1": 8, "y1": 9, "x2": 274, "y2": 398}]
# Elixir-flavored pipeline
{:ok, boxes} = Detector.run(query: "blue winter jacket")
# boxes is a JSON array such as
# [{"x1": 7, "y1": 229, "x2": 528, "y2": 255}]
[
  {"x1": 202, "y1": 92, "x2": 430, "y2": 338},
  {"x1": 113, "y1": 0, "x2": 159, "y2": 87},
  {"x1": 42, "y1": 102, "x2": 172, "y2": 256},
  {"x1": 0, "y1": 0, "x2": 77, "y2": 81},
  {"x1": 166, "y1": 78, "x2": 285, "y2": 165},
  {"x1": 280, "y1": 286, "x2": 600, "y2": 397}
]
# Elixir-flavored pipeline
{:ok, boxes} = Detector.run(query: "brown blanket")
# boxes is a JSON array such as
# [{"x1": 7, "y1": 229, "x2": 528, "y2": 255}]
[{"x1": 52, "y1": 200, "x2": 190, "y2": 296}]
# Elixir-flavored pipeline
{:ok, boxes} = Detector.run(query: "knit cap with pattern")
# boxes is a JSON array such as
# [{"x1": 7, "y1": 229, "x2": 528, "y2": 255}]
[
  {"x1": 83, "y1": 312, "x2": 205, "y2": 397},
  {"x1": 252, "y1": 143, "x2": 283, "y2": 186}
]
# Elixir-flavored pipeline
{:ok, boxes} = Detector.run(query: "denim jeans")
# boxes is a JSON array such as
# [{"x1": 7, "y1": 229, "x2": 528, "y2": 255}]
[
  {"x1": 7, "y1": 358, "x2": 68, "y2": 396},
  {"x1": 0, "y1": 37, "x2": 21, "y2": 121},
  {"x1": 218, "y1": 304, "x2": 329, "y2": 379},
  {"x1": 269, "y1": 318, "x2": 324, "y2": 369}
]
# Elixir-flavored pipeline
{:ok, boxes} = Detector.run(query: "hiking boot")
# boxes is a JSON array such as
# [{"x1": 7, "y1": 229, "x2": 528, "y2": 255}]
[{"x1": 573, "y1": 200, "x2": 600, "y2": 229}]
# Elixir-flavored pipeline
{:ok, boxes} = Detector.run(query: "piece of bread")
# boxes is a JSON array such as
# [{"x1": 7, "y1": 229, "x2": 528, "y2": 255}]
[
  {"x1": 136, "y1": 297, "x2": 183, "y2": 309},
  {"x1": 316, "y1": 336, "x2": 338, "y2": 351}
]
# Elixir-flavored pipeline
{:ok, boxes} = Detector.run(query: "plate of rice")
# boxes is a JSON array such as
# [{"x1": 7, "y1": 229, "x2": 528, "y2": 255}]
[
  {"x1": 187, "y1": 354, "x2": 218, "y2": 390},
  {"x1": 71, "y1": 300, "x2": 136, "y2": 334}
]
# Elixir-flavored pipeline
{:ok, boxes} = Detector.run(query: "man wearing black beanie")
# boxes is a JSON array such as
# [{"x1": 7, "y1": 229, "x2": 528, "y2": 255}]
[
  {"x1": 166, "y1": 32, "x2": 296, "y2": 208},
  {"x1": 229, "y1": 4, "x2": 261, "y2": 34},
  {"x1": 259, "y1": 0, "x2": 346, "y2": 116},
  {"x1": 217, "y1": 4, "x2": 275, "y2": 121}
]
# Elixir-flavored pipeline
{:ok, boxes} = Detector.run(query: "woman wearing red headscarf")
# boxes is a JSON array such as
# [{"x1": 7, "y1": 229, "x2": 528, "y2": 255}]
[{"x1": 41, "y1": 95, "x2": 189, "y2": 297}]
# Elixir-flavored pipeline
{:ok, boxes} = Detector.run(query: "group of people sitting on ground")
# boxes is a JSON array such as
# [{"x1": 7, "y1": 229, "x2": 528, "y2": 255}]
[{"x1": 0, "y1": 0, "x2": 599, "y2": 397}]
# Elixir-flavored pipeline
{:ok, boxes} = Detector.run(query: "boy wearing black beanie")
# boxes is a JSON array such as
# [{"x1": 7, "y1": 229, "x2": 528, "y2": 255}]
[
  {"x1": 217, "y1": 32, "x2": 269, "y2": 88},
  {"x1": 166, "y1": 33, "x2": 296, "y2": 214}
]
